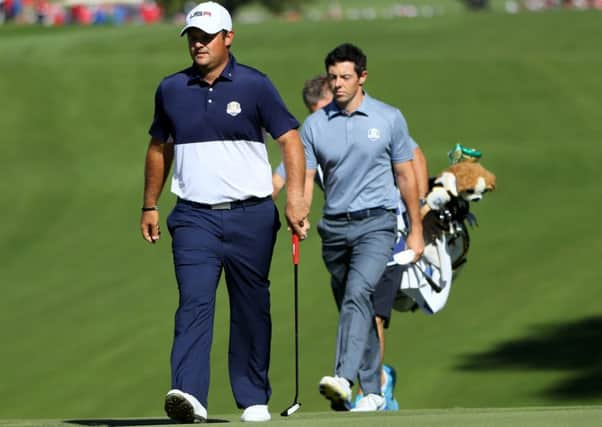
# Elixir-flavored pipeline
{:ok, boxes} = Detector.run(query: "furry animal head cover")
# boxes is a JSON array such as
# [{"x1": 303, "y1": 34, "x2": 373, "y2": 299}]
[{"x1": 440, "y1": 162, "x2": 496, "y2": 202}]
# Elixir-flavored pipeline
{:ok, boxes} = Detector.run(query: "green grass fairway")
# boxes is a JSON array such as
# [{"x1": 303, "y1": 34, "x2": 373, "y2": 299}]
[
  {"x1": 1, "y1": 8, "x2": 602, "y2": 423},
  {"x1": 2, "y1": 406, "x2": 602, "y2": 427}
]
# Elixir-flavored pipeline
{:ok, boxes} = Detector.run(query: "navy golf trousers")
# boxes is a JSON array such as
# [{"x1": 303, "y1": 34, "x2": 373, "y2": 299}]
[{"x1": 166, "y1": 197, "x2": 280, "y2": 409}]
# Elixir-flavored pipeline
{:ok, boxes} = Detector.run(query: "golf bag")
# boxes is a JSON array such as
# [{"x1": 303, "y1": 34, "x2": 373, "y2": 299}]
[{"x1": 392, "y1": 194, "x2": 476, "y2": 315}]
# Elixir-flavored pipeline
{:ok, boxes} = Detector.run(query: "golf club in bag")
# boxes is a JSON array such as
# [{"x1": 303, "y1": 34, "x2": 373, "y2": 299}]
[{"x1": 281, "y1": 233, "x2": 301, "y2": 416}]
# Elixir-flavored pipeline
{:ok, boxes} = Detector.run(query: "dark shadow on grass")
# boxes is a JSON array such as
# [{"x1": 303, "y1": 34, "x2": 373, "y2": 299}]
[
  {"x1": 65, "y1": 418, "x2": 229, "y2": 426},
  {"x1": 457, "y1": 315, "x2": 602, "y2": 399}
]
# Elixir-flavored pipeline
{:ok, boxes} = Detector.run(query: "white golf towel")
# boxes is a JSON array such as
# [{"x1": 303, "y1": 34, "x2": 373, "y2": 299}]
[{"x1": 390, "y1": 201, "x2": 454, "y2": 315}]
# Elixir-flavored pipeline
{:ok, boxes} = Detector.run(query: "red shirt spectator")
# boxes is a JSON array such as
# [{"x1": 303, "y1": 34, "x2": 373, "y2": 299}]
[{"x1": 140, "y1": 1, "x2": 161, "y2": 23}]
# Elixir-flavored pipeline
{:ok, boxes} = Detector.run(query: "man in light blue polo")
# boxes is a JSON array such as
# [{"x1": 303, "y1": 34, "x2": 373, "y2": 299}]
[
  {"x1": 139, "y1": 2, "x2": 308, "y2": 423},
  {"x1": 302, "y1": 43, "x2": 424, "y2": 412}
]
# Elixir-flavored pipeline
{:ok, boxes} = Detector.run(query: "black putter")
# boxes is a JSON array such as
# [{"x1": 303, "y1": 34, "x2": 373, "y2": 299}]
[{"x1": 281, "y1": 233, "x2": 302, "y2": 416}]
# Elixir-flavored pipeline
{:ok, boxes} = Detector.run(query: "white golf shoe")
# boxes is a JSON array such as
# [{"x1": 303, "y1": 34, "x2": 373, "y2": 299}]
[
  {"x1": 319, "y1": 375, "x2": 352, "y2": 411},
  {"x1": 350, "y1": 393, "x2": 386, "y2": 412},
  {"x1": 240, "y1": 404, "x2": 271, "y2": 422},
  {"x1": 164, "y1": 389, "x2": 207, "y2": 423}
]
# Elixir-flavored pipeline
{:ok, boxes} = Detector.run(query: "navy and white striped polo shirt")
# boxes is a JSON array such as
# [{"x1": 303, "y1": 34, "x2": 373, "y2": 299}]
[{"x1": 149, "y1": 54, "x2": 299, "y2": 204}]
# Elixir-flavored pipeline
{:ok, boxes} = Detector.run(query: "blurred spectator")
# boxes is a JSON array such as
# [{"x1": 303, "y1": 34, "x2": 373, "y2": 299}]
[
  {"x1": 11, "y1": 0, "x2": 23, "y2": 21},
  {"x1": 1, "y1": 0, "x2": 163, "y2": 26},
  {"x1": 140, "y1": 0, "x2": 160, "y2": 23},
  {"x1": 465, "y1": 0, "x2": 489, "y2": 9},
  {"x1": 113, "y1": 4, "x2": 127, "y2": 24},
  {"x1": 71, "y1": 4, "x2": 92, "y2": 25},
  {"x1": 35, "y1": 0, "x2": 48, "y2": 24},
  {"x1": 50, "y1": 3, "x2": 65, "y2": 25},
  {"x1": 93, "y1": 5, "x2": 108, "y2": 25}
]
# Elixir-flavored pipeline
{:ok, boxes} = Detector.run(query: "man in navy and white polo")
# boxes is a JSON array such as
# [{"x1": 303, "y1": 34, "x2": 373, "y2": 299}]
[
  {"x1": 139, "y1": 2, "x2": 308, "y2": 423},
  {"x1": 302, "y1": 43, "x2": 424, "y2": 412}
]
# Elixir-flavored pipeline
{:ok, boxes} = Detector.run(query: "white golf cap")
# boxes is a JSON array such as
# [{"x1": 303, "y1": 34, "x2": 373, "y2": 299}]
[{"x1": 180, "y1": 2, "x2": 233, "y2": 36}]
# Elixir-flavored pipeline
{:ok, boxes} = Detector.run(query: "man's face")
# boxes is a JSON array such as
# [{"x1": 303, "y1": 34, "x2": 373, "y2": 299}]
[
  {"x1": 327, "y1": 61, "x2": 366, "y2": 108},
  {"x1": 187, "y1": 28, "x2": 233, "y2": 70}
]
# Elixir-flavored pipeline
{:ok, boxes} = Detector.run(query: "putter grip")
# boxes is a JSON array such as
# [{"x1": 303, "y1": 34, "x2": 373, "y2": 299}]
[{"x1": 292, "y1": 234, "x2": 300, "y2": 265}]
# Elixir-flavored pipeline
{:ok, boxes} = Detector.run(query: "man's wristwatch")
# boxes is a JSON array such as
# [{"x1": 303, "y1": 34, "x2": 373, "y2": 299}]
[{"x1": 141, "y1": 206, "x2": 159, "y2": 212}]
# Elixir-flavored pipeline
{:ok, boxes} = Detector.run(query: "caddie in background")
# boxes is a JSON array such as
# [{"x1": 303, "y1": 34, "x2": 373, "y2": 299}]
[
  {"x1": 139, "y1": 1, "x2": 308, "y2": 423},
  {"x1": 302, "y1": 43, "x2": 424, "y2": 412},
  {"x1": 272, "y1": 74, "x2": 332, "y2": 199}
]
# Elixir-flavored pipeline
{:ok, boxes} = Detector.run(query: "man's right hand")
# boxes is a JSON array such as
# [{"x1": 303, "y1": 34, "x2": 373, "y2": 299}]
[
  {"x1": 141, "y1": 210, "x2": 161, "y2": 244},
  {"x1": 285, "y1": 196, "x2": 310, "y2": 240}
]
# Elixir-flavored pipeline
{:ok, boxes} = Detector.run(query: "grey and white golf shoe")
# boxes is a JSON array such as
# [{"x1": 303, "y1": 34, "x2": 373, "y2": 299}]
[
  {"x1": 164, "y1": 389, "x2": 207, "y2": 423},
  {"x1": 319, "y1": 376, "x2": 352, "y2": 411}
]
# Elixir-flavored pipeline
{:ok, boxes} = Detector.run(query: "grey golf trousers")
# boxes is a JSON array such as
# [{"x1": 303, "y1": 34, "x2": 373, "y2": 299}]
[{"x1": 317, "y1": 211, "x2": 397, "y2": 395}]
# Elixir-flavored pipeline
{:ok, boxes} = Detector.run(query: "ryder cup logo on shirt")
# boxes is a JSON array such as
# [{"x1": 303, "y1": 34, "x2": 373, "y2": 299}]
[
  {"x1": 367, "y1": 128, "x2": 381, "y2": 141},
  {"x1": 226, "y1": 101, "x2": 242, "y2": 117}
]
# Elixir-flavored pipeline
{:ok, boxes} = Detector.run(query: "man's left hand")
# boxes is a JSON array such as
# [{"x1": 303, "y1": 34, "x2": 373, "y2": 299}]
[{"x1": 406, "y1": 230, "x2": 425, "y2": 262}]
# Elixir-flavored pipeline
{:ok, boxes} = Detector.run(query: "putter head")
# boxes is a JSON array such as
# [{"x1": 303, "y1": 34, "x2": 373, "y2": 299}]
[{"x1": 280, "y1": 402, "x2": 301, "y2": 417}]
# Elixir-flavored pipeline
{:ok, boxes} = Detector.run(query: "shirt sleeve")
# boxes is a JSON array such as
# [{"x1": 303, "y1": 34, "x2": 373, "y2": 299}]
[
  {"x1": 274, "y1": 162, "x2": 286, "y2": 180},
  {"x1": 148, "y1": 83, "x2": 172, "y2": 142},
  {"x1": 408, "y1": 136, "x2": 418, "y2": 151},
  {"x1": 391, "y1": 110, "x2": 413, "y2": 164},
  {"x1": 300, "y1": 119, "x2": 318, "y2": 171},
  {"x1": 257, "y1": 76, "x2": 300, "y2": 140}
]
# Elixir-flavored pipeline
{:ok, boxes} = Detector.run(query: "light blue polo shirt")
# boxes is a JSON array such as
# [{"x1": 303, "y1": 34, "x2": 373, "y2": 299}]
[
  {"x1": 274, "y1": 135, "x2": 417, "y2": 195},
  {"x1": 274, "y1": 162, "x2": 325, "y2": 191},
  {"x1": 301, "y1": 93, "x2": 413, "y2": 216}
]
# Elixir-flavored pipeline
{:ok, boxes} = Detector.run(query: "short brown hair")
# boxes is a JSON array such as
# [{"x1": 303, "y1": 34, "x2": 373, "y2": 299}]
[
  {"x1": 302, "y1": 75, "x2": 330, "y2": 110},
  {"x1": 325, "y1": 43, "x2": 367, "y2": 76}
]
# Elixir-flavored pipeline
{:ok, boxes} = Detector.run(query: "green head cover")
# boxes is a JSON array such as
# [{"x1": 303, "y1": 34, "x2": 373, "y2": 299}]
[{"x1": 448, "y1": 143, "x2": 482, "y2": 164}]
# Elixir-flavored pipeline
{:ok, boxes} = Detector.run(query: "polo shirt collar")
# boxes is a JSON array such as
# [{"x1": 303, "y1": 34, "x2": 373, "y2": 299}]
[
  {"x1": 325, "y1": 91, "x2": 371, "y2": 119},
  {"x1": 187, "y1": 53, "x2": 237, "y2": 85}
]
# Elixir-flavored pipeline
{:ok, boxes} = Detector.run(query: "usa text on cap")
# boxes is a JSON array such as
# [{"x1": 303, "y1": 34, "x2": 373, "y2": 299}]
[{"x1": 180, "y1": 2, "x2": 233, "y2": 36}]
